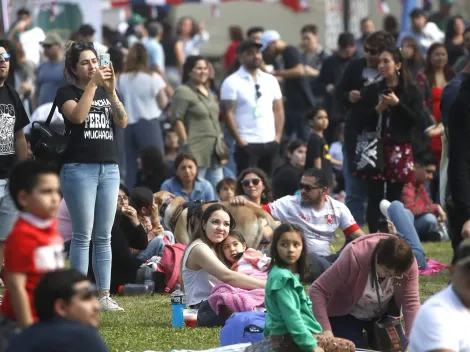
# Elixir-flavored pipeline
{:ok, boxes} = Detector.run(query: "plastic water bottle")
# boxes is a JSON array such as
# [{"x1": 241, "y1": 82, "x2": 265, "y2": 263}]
[
  {"x1": 170, "y1": 284, "x2": 186, "y2": 327},
  {"x1": 144, "y1": 279, "x2": 155, "y2": 293},
  {"x1": 118, "y1": 283, "x2": 153, "y2": 296}
]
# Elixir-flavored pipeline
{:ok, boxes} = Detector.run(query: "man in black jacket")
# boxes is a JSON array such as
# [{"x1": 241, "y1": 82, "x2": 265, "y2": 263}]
[
  {"x1": 334, "y1": 31, "x2": 395, "y2": 228},
  {"x1": 448, "y1": 75, "x2": 470, "y2": 260}
]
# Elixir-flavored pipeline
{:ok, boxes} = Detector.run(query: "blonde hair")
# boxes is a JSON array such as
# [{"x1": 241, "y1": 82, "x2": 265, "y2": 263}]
[{"x1": 123, "y1": 42, "x2": 151, "y2": 75}]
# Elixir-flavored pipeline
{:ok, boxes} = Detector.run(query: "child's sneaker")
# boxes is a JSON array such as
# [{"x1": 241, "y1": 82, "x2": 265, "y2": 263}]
[{"x1": 99, "y1": 295, "x2": 124, "y2": 312}]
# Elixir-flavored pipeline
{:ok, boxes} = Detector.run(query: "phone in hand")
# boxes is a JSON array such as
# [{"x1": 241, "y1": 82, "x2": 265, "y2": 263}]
[
  {"x1": 99, "y1": 53, "x2": 110, "y2": 67},
  {"x1": 382, "y1": 89, "x2": 392, "y2": 95},
  {"x1": 378, "y1": 220, "x2": 390, "y2": 233}
]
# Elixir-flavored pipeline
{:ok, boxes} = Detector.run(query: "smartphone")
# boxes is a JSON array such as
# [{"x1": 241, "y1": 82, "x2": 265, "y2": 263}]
[
  {"x1": 377, "y1": 220, "x2": 390, "y2": 233},
  {"x1": 382, "y1": 89, "x2": 392, "y2": 95},
  {"x1": 99, "y1": 53, "x2": 110, "y2": 67}
]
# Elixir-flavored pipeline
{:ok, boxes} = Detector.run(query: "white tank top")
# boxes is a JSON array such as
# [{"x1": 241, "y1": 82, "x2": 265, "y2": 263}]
[{"x1": 182, "y1": 239, "x2": 220, "y2": 306}]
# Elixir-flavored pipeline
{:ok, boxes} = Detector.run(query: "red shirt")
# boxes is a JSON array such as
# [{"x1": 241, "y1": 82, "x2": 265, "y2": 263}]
[
  {"x1": 223, "y1": 41, "x2": 241, "y2": 71},
  {"x1": 401, "y1": 182, "x2": 439, "y2": 217},
  {"x1": 1, "y1": 214, "x2": 64, "y2": 322}
]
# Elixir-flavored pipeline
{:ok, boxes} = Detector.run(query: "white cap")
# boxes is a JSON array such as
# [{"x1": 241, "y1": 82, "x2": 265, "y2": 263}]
[{"x1": 260, "y1": 30, "x2": 281, "y2": 51}]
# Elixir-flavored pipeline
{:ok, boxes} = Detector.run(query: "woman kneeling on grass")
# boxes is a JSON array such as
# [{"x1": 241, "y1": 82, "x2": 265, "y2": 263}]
[
  {"x1": 182, "y1": 204, "x2": 266, "y2": 327},
  {"x1": 309, "y1": 234, "x2": 420, "y2": 349},
  {"x1": 246, "y1": 223, "x2": 355, "y2": 352}
]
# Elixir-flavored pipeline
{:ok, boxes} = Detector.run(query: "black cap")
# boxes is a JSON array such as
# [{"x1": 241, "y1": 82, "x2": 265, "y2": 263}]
[
  {"x1": 237, "y1": 40, "x2": 262, "y2": 54},
  {"x1": 410, "y1": 8, "x2": 426, "y2": 18}
]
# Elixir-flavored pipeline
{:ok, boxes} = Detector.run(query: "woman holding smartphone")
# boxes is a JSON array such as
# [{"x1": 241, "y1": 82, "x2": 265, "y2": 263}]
[{"x1": 55, "y1": 41, "x2": 128, "y2": 312}]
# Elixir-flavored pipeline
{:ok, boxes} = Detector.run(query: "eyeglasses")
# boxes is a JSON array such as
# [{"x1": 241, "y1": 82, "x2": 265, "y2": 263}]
[
  {"x1": 300, "y1": 183, "x2": 321, "y2": 192},
  {"x1": 118, "y1": 195, "x2": 128, "y2": 201},
  {"x1": 0, "y1": 53, "x2": 11, "y2": 62},
  {"x1": 241, "y1": 178, "x2": 261, "y2": 187},
  {"x1": 255, "y1": 84, "x2": 262, "y2": 100},
  {"x1": 71, "y1": 42, "x2": 95, "y2": 51},
  {"x1": 42, "y1": 44, "x2": 53, "y2": 49},
  {"x1": 364, "y1": 46, "x2": 379, "y2": 55}
]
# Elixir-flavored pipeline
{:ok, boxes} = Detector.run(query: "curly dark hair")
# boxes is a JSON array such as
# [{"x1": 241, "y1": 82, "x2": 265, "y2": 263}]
[
  {"x1": 236, "y1": 167, "x2": 273, "y2": 204},
  {"x1": 64, "y1": 41, "x2": 98, "y2": 81}
]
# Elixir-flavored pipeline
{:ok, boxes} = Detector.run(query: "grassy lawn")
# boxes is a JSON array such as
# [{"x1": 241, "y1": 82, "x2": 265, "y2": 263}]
[{"x1": 99, "y1": 240, "x2": 453, "y2": 352}]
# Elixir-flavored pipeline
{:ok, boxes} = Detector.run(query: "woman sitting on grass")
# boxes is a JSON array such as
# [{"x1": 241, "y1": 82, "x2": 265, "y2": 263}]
[
  {"x1": 246, "y1": 223, "x2": 355, "y2": 352},
  {"x1": 182, "y1": 204, "x2": 266, "y2": 327}
]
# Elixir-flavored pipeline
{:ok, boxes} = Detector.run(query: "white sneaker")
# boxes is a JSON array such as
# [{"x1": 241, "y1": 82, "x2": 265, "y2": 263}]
[
  {"x1": 99, "y1": 295, "x2": 124, "y2": 312},
  {"x1": 380, "y1": 200, "x2": 391, "y2": 220}
]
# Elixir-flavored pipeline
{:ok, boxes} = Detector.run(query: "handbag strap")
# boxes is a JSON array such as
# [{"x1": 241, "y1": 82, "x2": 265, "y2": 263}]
[
  {"x1": 44, "y1": 99, "x2": 58, "y2": 127},
  {"x1": 371, "y1": 254, "x2": 383, "y2": 313}
]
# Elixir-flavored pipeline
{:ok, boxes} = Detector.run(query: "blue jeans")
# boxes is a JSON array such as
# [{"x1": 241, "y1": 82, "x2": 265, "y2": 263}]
[
  {"x1": 124, "y1": 118, "x2": 164, "y2": 189},
  {"x1": 136, "y1": 231, "x2": 174, "y2": 261},
  {"x1": 343, "y1": 148, "x2": 367, "y2": 227},
  {"x1": 198, "y1": 166, "x2": 224, "y2": 192},
  {"x1": 60, "y1": 163, "x2": 120, "y2": 291},
  {"x1": 0, "y1": 179, "x2": 17, "y2": 241},
  {"x1": 414, "y1": 213, "x2": 439, "y2": 235},
  {"x1": 387, "y1": 201, "x2": 427, "y2": 270}
]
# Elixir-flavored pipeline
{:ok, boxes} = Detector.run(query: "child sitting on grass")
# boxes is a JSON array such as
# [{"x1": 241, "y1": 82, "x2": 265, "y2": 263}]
[
  {"x1": 1, "y1": 160, "x2": 64, "y2": 333},
  {"x1": 246, "y1": 223, "x2": 355, "y2": 352},
  {"x1": 217, "y1": 178, "x2": 236, "y2": 202},
  {"x1": 218, "y1": 231, "x2": 270, "y2": 280}
]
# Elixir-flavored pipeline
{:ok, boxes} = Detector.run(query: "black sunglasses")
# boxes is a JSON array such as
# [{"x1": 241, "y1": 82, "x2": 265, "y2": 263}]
[
  {"x1": 241, "y1": 178, "x2": 261, "y2": 187},
  {"x1": 364, "y1": 46, "x2": 379, "y2": 55},
  {"x1": 72, "y1": 42, "x2": 95, "y2": 51},
  {"x1": 0, "y1": 53, "x2": 11, "y2": 62},
  {"x1": 300, "y1": 183, "x2": 321, "y2": 192},
  {"x1": 255, "y1": 84, "x2": 262, "y2": 100}
]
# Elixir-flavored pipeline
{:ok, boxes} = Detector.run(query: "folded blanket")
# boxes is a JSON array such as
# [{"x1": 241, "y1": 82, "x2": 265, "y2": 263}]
[
  {"x1": 419, "y1": 259, "x2": 449, "y2": 276},
  {"x1": 208, "y1": 283, "x2": 265, "y2": 314}
]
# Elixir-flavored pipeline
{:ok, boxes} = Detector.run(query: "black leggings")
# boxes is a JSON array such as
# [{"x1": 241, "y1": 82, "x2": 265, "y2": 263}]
[{"x1": 367, "y1": 180, "x2": 404, "y2": 233}]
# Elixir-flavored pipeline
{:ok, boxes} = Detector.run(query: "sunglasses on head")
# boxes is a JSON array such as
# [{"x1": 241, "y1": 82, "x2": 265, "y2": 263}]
[
  {"x1": 364, "y1": 46, "x2": 379, "y2": 55},
  {"x1": 72, "y1": 42, "x2": 95, "y2": 51},
  {"x1": 300, "y1": 183, "x2": 321, "y2": 192},
  {"x1": 0, "y1": 53, "x2": 11, "y2": 62},
  {"x1": 255, "y1": 84, "x2": 262, "y2": 100},
  {"x1": 241, "y1": 178, "x2": 261, "y2": 187}
]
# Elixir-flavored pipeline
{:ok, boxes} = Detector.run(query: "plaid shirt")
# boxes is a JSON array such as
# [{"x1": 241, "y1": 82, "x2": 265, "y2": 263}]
[{"x1": 401, "y1": 182, "x2": 439, "y2": 217}]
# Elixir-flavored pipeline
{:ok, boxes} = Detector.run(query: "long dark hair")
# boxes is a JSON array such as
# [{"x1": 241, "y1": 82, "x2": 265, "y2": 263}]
[
  {"x1": 424, "y1": 43, "x2": 455, "y2": 87},
  {"x1": 268, "y1": 223, "x2": 308, "y2": 281},
  {"x1": 192, "y1": 204, "x2": 236, "y2": 249},
  {"x1": 64, "y1": 41, "x2": 98, "y2": 82},
  {"x1": 174, "y1": 152, "x2": 198, "y2": 184},
  {"x1": 217, "y1": 230, "x2": 247, "y2": 267},
  {"x1": 381, "y1": 46, "x2": 412, "y2": 90},
  {"x1": 138, "y1": 146, "x2": 171, "y2": 178},
  {"x1": 401, "y1": 36, "x2": 424, "y2": 68},
  {"x1": 182, "y1": 55, "x2": 207, "y2": 84},
  {"x1": 236, "y1": 167, "x2": 273, "y2": 204},
  {"x1": 285, "y1": 139, "x2": 306, "y2": 164},
  {"x1": 445, "y1": 15, "x2": 465, "y2": 44}
]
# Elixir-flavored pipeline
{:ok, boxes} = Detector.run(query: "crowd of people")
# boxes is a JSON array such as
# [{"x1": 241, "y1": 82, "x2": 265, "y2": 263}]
[{"x1": 0, "y1": 1, "x2": 469, "y2": 351}]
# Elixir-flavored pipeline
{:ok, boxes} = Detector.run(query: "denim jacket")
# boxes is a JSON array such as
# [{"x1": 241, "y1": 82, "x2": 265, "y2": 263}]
[{"x1": 160, "y1": 177, "x2": 215, "y2": 202}]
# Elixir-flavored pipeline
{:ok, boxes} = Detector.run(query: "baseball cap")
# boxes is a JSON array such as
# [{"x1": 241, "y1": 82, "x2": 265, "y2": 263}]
[
  {"x1": 260, "y1": 30, "x2": 281, "y2": 51},
  {"x1": 237, "y1": 40, "x2": 262, "y2": 54},
  {"x1": 40, "y1": 32, "x2": 63, "y2": 46},
  {"x1": 127, "y1": 13, "x2": 146, "y2": 26}
]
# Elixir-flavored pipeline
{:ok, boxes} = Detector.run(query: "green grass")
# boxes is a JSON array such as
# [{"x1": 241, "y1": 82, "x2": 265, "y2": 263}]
[{"x1": 99, "y1": 239, "x2": 453, "y2": 352}]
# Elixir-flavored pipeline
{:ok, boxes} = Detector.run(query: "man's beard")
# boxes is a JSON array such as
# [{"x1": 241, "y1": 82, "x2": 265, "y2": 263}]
[{"x1": 245, "y1": 62, "x2": 260, "y2": 70}]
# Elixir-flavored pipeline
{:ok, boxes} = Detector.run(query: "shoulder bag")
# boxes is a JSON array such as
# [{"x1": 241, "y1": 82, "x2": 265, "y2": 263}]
[
  {"x1": 371, "y1": 261, "x2": 407, "y2": 352},
  {"x1": 30, "y1": 99, "x2": 70, "y2": 165},
  {"x1": 354, "y1": 109, "x2": 384, "y2": 176}
]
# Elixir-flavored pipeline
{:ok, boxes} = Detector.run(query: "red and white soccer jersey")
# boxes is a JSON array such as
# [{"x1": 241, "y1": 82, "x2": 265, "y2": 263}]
[
  {"x1": 1, "y1": 214, "x2": 64, "y2": 322},
  {"x1": 262, "y1": 195, "x2": 359, "y2": 256}
]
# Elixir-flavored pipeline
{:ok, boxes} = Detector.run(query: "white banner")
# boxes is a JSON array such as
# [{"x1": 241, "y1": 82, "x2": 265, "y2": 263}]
[{"x1": 2, "y1": 0, "x2": 11, "y2": 34}]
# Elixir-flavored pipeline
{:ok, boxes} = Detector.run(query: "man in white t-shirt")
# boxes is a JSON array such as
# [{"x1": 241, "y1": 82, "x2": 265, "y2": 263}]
[
  {"x1": 232, "y1": 168, "x2": 364, "y2": 270},
  {"x1": 220, "y1": 40, "x2": 284, "y2": 176},
  {"x1": 408, "y1": 240, "x2": 470, "y2": 352}
]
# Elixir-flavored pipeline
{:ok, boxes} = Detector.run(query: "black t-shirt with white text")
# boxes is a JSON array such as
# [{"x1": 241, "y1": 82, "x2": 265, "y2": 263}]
[
  {"x1": 0, "y1": 84, "x2": 29, "y2": 178},
  {"x1": 56, "y1": 85, "x2": 118, "y2": 164},
  {"x1": 305, "y1": 132, "x2": 333, "y2": 188}
]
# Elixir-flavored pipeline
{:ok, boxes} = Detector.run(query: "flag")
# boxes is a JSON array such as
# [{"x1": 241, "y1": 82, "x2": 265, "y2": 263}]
[
  {"x1": 378, "y1": 0, "x2": 390, "y2": 14},
  {"x1": 401, "y1": 0, "x2": 419, "y2": 32}
]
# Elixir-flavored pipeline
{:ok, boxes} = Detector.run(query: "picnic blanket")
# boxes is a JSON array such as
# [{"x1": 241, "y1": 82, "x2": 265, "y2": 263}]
[
  {"x1": 208, "y1": 283, "x2": 265, "y2": 314},
  {"x1": 419, "y1": 259, "x2": 449, "y2": 276}
]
